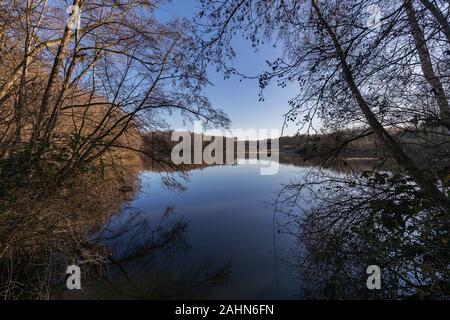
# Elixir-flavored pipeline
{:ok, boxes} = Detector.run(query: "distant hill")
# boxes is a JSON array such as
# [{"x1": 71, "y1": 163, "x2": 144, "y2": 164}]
[{"x1": 141, "y1": 127, "x2": 450, "y2": 177}]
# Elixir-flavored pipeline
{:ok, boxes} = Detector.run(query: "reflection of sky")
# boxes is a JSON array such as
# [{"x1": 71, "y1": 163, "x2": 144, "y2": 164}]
[
  {"x1": 114, "y1": 161, "x2": 309, "y2": 299},
  {"x1": 156, "y1": 0, "x2": 309, "y2": 137}
]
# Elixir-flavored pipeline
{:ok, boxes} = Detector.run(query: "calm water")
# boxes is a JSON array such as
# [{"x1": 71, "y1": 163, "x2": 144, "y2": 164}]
[
  {"x1": 92, "y1": 160, "x2": 310, "y2": 299},
  {"x1": 61, "y1": 158, "x2": 449, "y2": 300}
]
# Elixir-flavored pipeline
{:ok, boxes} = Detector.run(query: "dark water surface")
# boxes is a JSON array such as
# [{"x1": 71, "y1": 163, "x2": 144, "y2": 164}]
[{"x1": 92, "y1": 160, "x2": 310, "y2": 299}]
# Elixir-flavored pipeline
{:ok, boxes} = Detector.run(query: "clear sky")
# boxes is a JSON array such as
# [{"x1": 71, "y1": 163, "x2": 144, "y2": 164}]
[{"x1": 157, "y1": 0, "x2": 301, "y2": 137}]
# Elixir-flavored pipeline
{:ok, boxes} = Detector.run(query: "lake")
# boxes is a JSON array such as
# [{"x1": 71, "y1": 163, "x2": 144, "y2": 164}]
[
  {"x1": 58, "y1": 156, "x2": 449, "y2": 300},
  {"x1": 85, "y1": 159, "x2": 311, "y2": 299}
]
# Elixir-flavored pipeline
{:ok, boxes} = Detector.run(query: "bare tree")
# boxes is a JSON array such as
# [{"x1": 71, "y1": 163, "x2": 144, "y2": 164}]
[
  {"x1": 405, "y1": 0, "x2": 450, "y2": 130},
  {"x1": 0, "y1": 0, "x2": 230, "y2": 186},
  {"x1": 197, "y1": 0, "x2": 449, "y2": 202}
]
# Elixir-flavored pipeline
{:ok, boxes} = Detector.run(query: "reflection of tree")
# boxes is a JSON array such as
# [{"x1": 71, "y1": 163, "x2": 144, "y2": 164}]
[
  {"x1": 275, "y1": 169, "x2": 449, "y2": 299},
  {"x1": 0, "y1": 170, "x2": 230, "y2": 299},
  {"x1": 86, "y1": 207, "x2": 231, "y2": 299}
]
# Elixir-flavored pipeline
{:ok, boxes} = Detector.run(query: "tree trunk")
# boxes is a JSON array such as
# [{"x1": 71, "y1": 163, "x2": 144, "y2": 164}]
[
  {"x1": 0, "y1": 38, "x2": 66, "y2": 105},
  {"x1": 419, "y1": 0, "x2": 450, "y2": 44},
  {"x1": 15, "y1": 0, "x2": 32, "y2": 143},
  {"x1": 405, "y1": 0, "x2": 450, "y2": 131},
  {"x1": 311, "y1": 0, "x2": 447, "y2": 202},
  {"x1": 28, "y1": 0, "x2": 82, "y2": 153}
]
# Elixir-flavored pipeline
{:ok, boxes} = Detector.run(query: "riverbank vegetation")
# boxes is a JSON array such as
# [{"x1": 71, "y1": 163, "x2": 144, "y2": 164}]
[{"x1": 0, "y1": 0, "x2": 229, "y2": 299}]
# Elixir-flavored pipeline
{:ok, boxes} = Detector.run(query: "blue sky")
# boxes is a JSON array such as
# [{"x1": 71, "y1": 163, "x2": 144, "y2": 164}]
[{"x1": 158, "y1": 0, "x2": 300, "y2": 137}]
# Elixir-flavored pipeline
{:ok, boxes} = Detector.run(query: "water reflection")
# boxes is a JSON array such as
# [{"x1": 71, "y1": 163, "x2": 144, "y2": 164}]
[
  {"x1": 275, "y1": 169, "x2": 450, "y2": 299},
  {"x1": 82, "y1": 207, "x2": 231, "y2": 299},
  {"x1": 110, "y1": 161, "x2": 300, "y2": 299},
  {"x1": 1, "y1": 155, "x2": 447, "y2": 299},
  {"x1": 0, "y1": 163, "x2": 232, "y2": 299}
]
